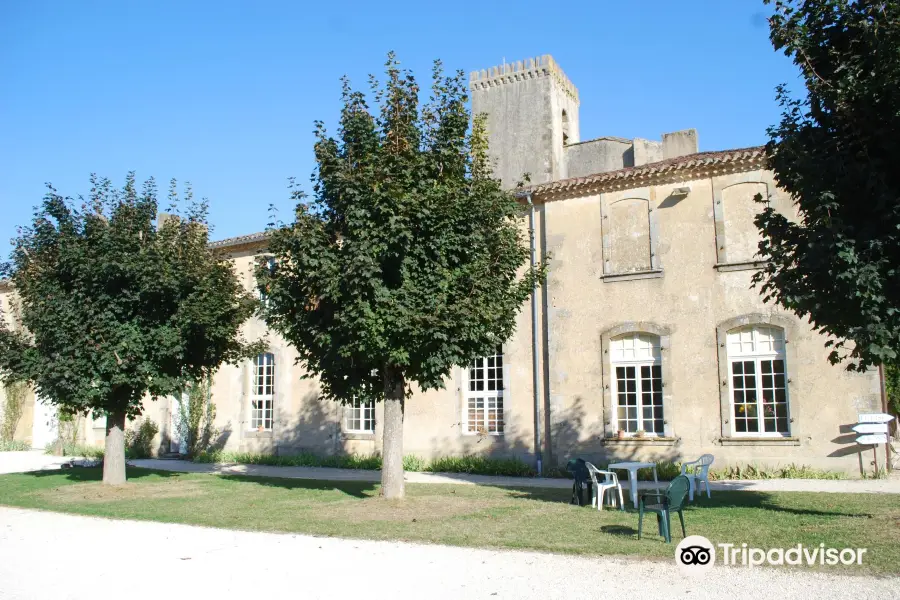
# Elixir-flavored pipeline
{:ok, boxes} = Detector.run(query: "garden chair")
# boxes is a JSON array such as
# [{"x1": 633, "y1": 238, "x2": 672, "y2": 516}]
[
  {"x1": 585, "y1": 462, "x2": 624, "y2": 511},
  {"x1": 637, "y1": 475, "x2": 691, "y2": 543},
  {"x1": 566, "y1": 458, "x2": 593, "y2": 506},
  {"x1": 680, "y1": 454, "x2": 714, "y2": 501}
]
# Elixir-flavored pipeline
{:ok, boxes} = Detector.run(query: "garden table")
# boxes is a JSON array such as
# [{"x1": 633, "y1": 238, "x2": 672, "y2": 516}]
[{"x1": 606, "y1": 461, "x2": 658, "y2": 508}]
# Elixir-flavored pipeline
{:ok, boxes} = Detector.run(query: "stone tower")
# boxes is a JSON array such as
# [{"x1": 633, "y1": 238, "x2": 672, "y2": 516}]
[{"x1": 470, "y1": 55, "x2": 580, "y2": 188}]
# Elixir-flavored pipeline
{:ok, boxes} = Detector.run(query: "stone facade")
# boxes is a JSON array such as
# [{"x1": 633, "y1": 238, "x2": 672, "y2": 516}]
[{"x1": 0, "y1": 54, "x2": 884, "y2": 475}]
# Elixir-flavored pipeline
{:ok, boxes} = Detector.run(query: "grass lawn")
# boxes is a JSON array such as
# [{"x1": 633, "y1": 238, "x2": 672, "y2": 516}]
[{"x1": 0, "y1": 467, "x2": 897, "y2": 575}]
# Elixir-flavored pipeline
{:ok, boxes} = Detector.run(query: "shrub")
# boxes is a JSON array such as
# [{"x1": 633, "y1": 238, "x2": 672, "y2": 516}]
[
  {"x1": 707, "y1": 463, "x2": 845, "y2": 481},
  {"x1": 403, "y1": 455, "x2": 427, "y2": 472},
  {"x1": 0, "y1": 439, "x2": 30, "y2": 451},
  {"x1": 425, "y1": 455, "x2": 536, "y2": 477},
  {"x1": 177, "y1": 378, "x2": 218, "y2": 458},
  {"x1": 45, "y1": 442, "x2": 104, "y2": 459},
  {"x1": 125, "y1": 418, "x2": 159, "y2": 459},
  {"x1": 1, "y1": 382, "x2": 26, "y2": 442}
]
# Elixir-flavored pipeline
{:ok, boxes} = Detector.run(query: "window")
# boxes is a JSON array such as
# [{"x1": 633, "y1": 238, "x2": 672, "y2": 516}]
[
  {"x1": 610, "y1": 333, "x2": 663, "y2": 435},
  {"x1": 345, "y1": 398, "x2": 375, "y2": 433},
  {"x1": 465, "y1": 347, "x2": 504, "y2": 434},
  {"x1": 258, "y1": 257, "x2": 276, "y2": 307},
  {"x1": 727, "y1": 325, "x2": 789, "y2": 436},
  {"x1": 250, "y1": 353, "x2": 274, "y2": 431}
]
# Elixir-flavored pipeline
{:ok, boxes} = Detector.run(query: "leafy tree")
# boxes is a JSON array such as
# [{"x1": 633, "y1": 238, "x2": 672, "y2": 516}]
[
  {"x1": 754, "y1": 0, "x2": 900, "y2": 370},
  {"x1": 0, "y1": 175, "x2": 260, "y2": 484},
  {"x1": 258, "y1": 55, "x2": 546, "y2": 499}
]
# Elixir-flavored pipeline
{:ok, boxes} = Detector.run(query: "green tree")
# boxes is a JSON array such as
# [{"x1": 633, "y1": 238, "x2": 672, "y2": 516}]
[
  {"x1": 0, "y1": 175, "x2": 260, "y2": 484},
  {"x1": 258, "y1": 55, "x2": 546, "y2": 499},
  {"x1": 754, "y1": 0, "x2": 900, "y2": 370}
]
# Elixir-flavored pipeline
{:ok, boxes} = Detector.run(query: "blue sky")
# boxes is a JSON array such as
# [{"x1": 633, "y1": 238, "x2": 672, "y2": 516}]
[{"x1": 0, "y1": 0, "x2": 797, "y2": 247}]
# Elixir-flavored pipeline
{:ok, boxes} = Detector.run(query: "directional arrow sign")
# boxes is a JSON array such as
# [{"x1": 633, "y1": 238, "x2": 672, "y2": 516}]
[
  {"x1": 852, "y1": 423, "x2": 889, "y2": 434},
  {"x1": 856, "y1": 434, "x2": 888, "y2": 445},
  {"x1": 858, "y1": 413, "x2": 895, "y2": 424}
]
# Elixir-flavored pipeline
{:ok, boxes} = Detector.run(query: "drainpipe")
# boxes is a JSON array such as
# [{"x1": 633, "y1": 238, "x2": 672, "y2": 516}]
[{"x1": 526, "y1": 193, "x2": 543, "y2": 476}]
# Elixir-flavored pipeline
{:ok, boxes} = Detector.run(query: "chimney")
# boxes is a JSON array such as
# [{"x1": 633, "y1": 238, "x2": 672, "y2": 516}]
[{"x1": 661, "y1": 129, "x2": 699, "y2": 160}]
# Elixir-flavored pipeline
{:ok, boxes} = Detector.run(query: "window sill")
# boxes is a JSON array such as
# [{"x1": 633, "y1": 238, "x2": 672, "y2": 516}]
[
  {"x1": 602, "y1": 437, "x2": 678, "y2": 446},
  {"x1": 714, "y1": 261, "x2": 768, "y2": 272},
  {"x1": 600, "y1": 269, "x2": 663, "y2": 282},
  {"x1": 342, "y1": 431, "x2": 375, "y2": 441},
  {"x1": 244, "y1": 430, "x2": 273, "y2": 439},
  {"x1": 461, "y1": 432, "x2": 505, "y2": 437},
  {"x1": 718, "y1": 436, "x2": 800, "y2": 446}
]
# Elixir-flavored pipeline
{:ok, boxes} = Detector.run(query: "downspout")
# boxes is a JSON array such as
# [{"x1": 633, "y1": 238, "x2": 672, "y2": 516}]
[{"x1": 527, "y1": 192, "x2": 543, "y2": 476}]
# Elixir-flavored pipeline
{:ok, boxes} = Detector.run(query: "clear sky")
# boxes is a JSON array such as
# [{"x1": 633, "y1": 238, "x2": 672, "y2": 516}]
[{"x1": 0, "y1": 0, "x2": 797, "y2": 248}]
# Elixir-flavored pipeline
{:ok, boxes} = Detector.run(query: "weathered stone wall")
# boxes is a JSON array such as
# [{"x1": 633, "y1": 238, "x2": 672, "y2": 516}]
[
  {"x1": 534, "y1": 169, "x2": 880, "y2": 474},
  {"x1": 564, "y1": 137, "x2": 633, "y2": 179}
]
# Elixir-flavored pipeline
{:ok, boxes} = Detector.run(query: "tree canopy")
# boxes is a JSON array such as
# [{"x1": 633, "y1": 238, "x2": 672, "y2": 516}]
[
  {"x1": 0, "y1": 174, "x2": 260, "y2": 483},
  {"x1": 258, "y1": 55, "x2": 546, "y2": 497},
  {"x1": 754, "y1": 0, "x2": 900, "y2": 371}
]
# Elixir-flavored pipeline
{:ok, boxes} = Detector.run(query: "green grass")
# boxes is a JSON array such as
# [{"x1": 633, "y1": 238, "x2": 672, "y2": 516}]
[{"x1": 0, "y1": 467, "x2": 896, "y2": 575}]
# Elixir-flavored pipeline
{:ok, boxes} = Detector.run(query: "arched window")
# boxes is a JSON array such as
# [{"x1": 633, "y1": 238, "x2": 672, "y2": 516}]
[
  {"x1": 610, "y1": 333, "x2": 663, "y2": 435},
  {"x1": 251, "y1": 353, "x2": 275, "y2": 431},
  {"x1": 726, "y1": 325, "x2": 789, "y2": 436}
]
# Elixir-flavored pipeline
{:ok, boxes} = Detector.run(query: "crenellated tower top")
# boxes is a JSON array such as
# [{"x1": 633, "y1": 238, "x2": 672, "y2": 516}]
[{"x1": 469, "y1": 55, "x2": 579, "y2": 104}]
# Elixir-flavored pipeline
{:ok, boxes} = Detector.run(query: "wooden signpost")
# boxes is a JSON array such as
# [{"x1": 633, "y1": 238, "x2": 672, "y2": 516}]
[{"x1": 855, "y1": 413, "x2": 895, "y2": 476}]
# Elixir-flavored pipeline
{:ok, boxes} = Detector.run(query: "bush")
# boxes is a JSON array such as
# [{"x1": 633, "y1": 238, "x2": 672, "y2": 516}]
[
  {"x1": 707, "y1": 463, "x2": 845, "y2": 481},
  {"x1": 125, "y1": 419, "x2": 159, "y2": 459},
  {"x1": 0, "y1": 439, "x2": 31, "y2": 451},
  {"x1": 45, "y1": 442, "x2": 104, "y2": 459},
  {"x1": 403, "y1": 455, "x2": 428, "y2": 472},
  {"x1": 193, "y1": 451, "x2": 538, "y2": 477},
  {"x1": 1, "y1": 382, "x2": 26, "y2": 442},
  {"x1": 425, "y1": 455, "x2": 536, "y2": 477}
]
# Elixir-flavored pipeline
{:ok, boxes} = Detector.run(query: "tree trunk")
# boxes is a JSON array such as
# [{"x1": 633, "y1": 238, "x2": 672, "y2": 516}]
[
  {"x1": 381, "y1": 367, "x2": 405, "y2": 499},
  {"x1": 102, "y1": 410, "x2": 127, "y2": 485}
]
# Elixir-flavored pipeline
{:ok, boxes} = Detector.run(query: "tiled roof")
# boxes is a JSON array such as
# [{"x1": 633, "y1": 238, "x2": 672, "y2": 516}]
[
  {"x1": 525, "y1": 146, "x2": 766, "y2": 199},
  {"x1": 208, "y1": 230, "x2": 269, "y2": 249}
]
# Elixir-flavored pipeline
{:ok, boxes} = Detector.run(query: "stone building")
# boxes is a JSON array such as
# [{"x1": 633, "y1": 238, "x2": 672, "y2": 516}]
[{"x1": 0, "y1": 55, "x2": 884, "y2": 475}]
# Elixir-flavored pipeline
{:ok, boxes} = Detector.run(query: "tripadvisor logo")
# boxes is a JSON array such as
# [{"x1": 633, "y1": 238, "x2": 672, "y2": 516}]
[
  {"x1": 676, "y1": 536, "x2": 716, "y2": 575},
  {"x1": 676, "y1": 536, "x2": 868, "y2": 571}
]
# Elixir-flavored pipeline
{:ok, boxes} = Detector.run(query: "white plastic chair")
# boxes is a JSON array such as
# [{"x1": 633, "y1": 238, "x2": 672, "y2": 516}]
[
  {"x1": 680, "y1": 454, "x2": 714, "y2": 501},
  {"x1": 585, "y1": 462, "x2": 624, "y2": 511}
]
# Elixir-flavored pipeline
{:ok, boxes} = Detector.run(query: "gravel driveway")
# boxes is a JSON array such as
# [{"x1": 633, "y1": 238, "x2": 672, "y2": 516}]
[{"x1": 0, "y1": 507, "x2": 895, "y2": 600}]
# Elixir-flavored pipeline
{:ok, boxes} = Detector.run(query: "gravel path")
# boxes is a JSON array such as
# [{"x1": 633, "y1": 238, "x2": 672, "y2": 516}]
[
  {"x1": 129, "y1": 458, "x2": 900, "y2": 494},
  {"x1": 0, "y1": 507, "x2": 895, "y2": 600}
]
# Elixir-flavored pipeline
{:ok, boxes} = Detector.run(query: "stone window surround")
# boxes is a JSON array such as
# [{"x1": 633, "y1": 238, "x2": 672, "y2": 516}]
[
  {"x1": 715, "y1": 314, "x2": 799, "y2": 442},
  {"x1": 711, "y1": 171, "x2": 771, "y2": 268},
  {"x1": 599, "y1": 187, "x2": 661, "y2": 280},
  {"x1": 600, "y1": 322, "x2": 673, "y2": 439},
  {"x1": 240, "y1": 348, "x2": 283, "y2": 440}
]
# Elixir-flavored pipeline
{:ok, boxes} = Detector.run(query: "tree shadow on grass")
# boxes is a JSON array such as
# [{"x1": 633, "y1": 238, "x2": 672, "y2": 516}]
[
  {"x1": 600, "y1": 525, "x2": 638, "y2": 536},
  {"x1": 21, "y1": 466, "x2": 181, "y2": 483},
  {"x1": 215, "y1": 474, "x2": 377, "y2": 499},
  {"x1": 497, "y1": 486, "x2": 874, "y2": 519},
  {"x1": 698, "y1": 491, "x2": 874, "y2": 518}
]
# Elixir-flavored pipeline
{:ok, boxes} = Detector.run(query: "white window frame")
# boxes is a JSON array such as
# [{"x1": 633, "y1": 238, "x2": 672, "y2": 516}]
[
  {"x1": 463, "y1": 347, "x2": 504, "y2": 435},
  {"x1": 344, "y1": 398, "x2": 375, "y2": 433},
  {"x1": 610, "y1": 332, "x2": 664, "y2": 437},
  {"x1": 726, "y1": 325, "x2": 790, "y2": 437},
  {"x1": 250, "y1": 353, "x2": 274, "y2": 431}
]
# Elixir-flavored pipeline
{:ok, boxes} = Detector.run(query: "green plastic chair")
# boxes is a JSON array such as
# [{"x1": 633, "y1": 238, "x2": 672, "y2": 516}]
[{"x1": 638, "y1": 475, "x2": 691, "y2": 543}]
